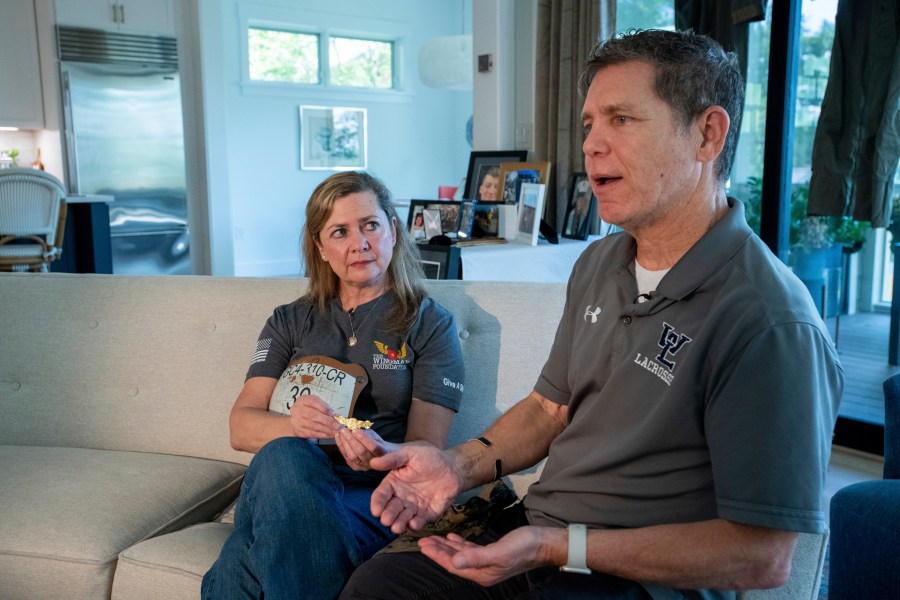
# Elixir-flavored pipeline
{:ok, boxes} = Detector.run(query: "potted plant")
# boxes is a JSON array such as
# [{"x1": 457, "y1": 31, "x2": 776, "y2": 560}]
[{"x1": 738, "y1": 179, "x2": 870, "y2": 317}]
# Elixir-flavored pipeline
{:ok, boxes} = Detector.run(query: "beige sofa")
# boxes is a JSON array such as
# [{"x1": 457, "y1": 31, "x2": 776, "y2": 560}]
[{"x1": 0, "y1": 273, "x2": 826, "y2": 599}]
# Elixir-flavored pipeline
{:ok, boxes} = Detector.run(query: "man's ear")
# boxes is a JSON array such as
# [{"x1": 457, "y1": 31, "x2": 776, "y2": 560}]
[{"x1": 696, "y1": 105, "x2": 730, "y2": 164}]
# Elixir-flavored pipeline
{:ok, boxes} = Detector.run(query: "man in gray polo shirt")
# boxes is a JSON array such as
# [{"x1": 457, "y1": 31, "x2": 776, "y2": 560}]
[{"x1": 340, "y1": 29, "x2": 843, "y2": 600}]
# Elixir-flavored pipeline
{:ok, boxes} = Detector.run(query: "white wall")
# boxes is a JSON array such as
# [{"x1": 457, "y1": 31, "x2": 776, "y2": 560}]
[
  {"x1": 470, "y1": 0, "x2": 536, "y2": 153},
  {"x1": 196, "y1": 0, "x2": 473, "y2": 276}
]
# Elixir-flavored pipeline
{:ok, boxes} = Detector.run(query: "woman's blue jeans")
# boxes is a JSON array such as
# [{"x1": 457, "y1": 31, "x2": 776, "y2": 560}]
[{"x1": 201, "y1": 436, "x2": 394, "y2": 600}]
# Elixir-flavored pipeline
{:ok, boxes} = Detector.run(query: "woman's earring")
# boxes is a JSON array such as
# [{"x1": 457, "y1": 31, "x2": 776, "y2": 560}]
[{"x1": 321, "y1": 254, "x2": 328, "y2": 262}]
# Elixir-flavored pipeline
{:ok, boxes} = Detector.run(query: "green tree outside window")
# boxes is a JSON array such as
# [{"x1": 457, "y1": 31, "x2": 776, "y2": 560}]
[{"x1": 249, "y1": 28, "x2": 319, "y2": 84}]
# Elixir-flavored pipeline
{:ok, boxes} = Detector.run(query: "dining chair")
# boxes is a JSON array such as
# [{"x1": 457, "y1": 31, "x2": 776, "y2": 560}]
[{"x1": 0, "y1": 167, "x2": 68, "y2": 272}]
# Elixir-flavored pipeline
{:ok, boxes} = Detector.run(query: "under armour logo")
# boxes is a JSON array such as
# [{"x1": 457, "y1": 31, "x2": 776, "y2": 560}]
[
  {"x1": 656, "y1": 322, "x2": 692, "y2": 371},
  {"x1": 584, "y1": 305, "x2": 601, "y2": 323}
]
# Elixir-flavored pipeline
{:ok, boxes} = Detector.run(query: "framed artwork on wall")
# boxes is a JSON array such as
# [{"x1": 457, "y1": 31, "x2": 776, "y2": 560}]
[
  {"x1": 516, "y1": 183, "x2": 546, "y2": 246},
  {"x1": 463, "y1": 150, "x2": 527, "y2": 201},
  {"x1": 562, "y1": 172, "x2": 596, "y2": 240},
  {"x1": 300, "y1": 105, "x2": 367, "y2": 170},
  {"x1": 497, "y1": 161, "x2": 552, "y2": 205}
]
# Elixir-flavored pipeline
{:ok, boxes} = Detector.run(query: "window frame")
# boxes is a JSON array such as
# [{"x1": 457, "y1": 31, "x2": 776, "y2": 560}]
[
  {"x1": 328, "y1": 34, "x2": 397, "y2": 90},
  {"x1": 247, "y1": 26, "x2": 322, "y2": 86},
  {"x1": 238, "y1": 5, "x2": 407, "y2": 99}
]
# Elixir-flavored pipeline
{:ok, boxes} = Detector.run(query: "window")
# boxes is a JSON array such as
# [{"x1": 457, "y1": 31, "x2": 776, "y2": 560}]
[
  {"x1": 882, "y1": 232, "x2": 894, "y2": 304},
  {"x1": 249, "y1": 28, "x2": 319, "y2": 84},
  {"x1": 247, "y1": 27, "x2": 395, "y2": 90},
  {"x1": 615, "y1": 1, "x2": 673, "y2": 31},
  {"x1": 330, "y1": 37, "x2": 393, "y2": 89}
]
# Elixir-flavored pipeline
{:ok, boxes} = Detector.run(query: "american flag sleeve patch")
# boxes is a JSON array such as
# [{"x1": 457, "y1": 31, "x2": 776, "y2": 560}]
[{"x1": 250, "y1": 338, "x2": 272, "y2": 365}]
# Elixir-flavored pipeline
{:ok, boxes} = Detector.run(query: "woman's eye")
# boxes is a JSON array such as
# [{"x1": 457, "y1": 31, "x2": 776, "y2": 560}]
[
  {"x1": 364, "y1": 221, "x2": 380, "y2": 231},
  {"x1": 331, "y1": 228, "x2": 347, "y2": 238}
]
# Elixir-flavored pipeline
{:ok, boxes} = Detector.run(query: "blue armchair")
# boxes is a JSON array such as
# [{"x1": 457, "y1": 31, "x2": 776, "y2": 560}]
[{"x1": 828, "y1": 373, "x2": 900, "y2": 599}]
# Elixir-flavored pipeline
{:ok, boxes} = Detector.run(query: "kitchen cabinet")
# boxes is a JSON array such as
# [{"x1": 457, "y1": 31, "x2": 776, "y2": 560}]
[
  {"x1": 54, "y1": 0, "x2": 175, "y2": 36},
  {"x1": 0, "y1": 0, "x2": 45, "y2": 129}
]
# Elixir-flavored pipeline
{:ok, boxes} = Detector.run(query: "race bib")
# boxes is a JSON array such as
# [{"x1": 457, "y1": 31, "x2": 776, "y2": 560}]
[{"x1": 269, "y1": 356, "x2": 368, "y2": 420}]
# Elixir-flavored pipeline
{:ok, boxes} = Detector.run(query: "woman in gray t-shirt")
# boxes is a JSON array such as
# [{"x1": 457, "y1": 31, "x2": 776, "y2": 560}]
[{"x1": 202, "y1": 172, "x2": 464, "y2": 600}]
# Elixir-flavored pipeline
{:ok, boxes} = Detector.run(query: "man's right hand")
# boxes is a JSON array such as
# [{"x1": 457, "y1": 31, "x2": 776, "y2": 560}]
[{"x1": 368, "y1": 442, "x2": 464, "y2": 533}]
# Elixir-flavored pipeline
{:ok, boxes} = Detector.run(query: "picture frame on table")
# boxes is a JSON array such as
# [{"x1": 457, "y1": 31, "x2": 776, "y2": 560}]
[
  {"x1": 517, "y1": 183, "x2": 546, "y2": 246},
  {"x1": 407, "y1": 200, "x2": 463, "y2": 240},
  {"x1": 463, "y1": 150, "x2": 527, "y2": 201},
  {"x1": 472, "y1": 204, "x2": 500, "y2": 238},
  {"x1": 299, "y1": 106, "x2": 367, "y2": 170},
  {"x1": 457, "y1": 200, "x2": 477, "y2": 239},
  {"x1": 497, "y1": 161, "x2": 552, "y2": 205},
  {"x1": 562, "y1": 172, "x2": 596, "y2": 240},
  {"x1": 416, "y1": 244, "x2": 461, "y2": 279},
  {"x1": 423, "y1": 209, "x2": 443, "y2": 240}
]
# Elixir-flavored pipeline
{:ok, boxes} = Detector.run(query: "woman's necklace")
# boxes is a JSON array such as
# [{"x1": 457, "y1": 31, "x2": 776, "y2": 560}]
[{"x1": 346, "y1": 294, "x2": 385, "y2": 347}]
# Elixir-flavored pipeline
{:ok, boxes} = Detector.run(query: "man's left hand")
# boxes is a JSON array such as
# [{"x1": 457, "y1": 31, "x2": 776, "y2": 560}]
[{"x1": 417, "y1": 526, "x2": 552, "y2": 587}]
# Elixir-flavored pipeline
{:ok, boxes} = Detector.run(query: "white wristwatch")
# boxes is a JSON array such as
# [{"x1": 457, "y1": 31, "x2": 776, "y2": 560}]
[{"x1": 560, "y1": 523, "x2": 592, "y2": 574}]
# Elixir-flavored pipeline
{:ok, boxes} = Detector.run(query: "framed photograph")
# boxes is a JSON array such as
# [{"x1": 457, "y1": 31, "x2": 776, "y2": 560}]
[
  {"x1": 497, "y1": 161, "x2": 552, "y2": 205},
  {"x1": 463, "y1": 150, "x2": 527, "y2": 201},
  {"x1": 407, "y1": 200, "x2": 463, "y2": 240},
  {"x1": 457, "y1": 200, "x2": 476, "y2": 239},
  {"x1": 472, "y1": 204, "x2": 500, "y2": 237},
  {"x1": 300, "y1": 106, "x2": 367, "y2": 170},
  {"x1": 423, "y1": 209, "x2": 443, "y2": 239},
  {"x1": 516, "y1": 183, "x2": 546, "y2": 246},
  {"x1": 562, "y1": 172, "x2": 596, "y2": 240},
  {"x1": 417, "y1": 244, "x2": 461, "y2": 279},
  {"x1": 409, "y1": 206, "x2": 427, "y2": 241}
]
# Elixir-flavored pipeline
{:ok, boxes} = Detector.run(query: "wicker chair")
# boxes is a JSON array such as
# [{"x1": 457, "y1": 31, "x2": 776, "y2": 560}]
[{"x1": 0, "y1": 168, "x2": 68, "y2": 272}]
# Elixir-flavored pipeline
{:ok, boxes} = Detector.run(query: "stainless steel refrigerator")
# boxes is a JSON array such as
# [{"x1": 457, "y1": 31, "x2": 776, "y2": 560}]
[{"x1": 59, "y1": 27, "x2": 190, "y2": 275}]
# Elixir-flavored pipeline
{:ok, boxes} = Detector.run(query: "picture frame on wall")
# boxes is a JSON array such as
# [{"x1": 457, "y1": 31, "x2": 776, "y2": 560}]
[
  {"x1": 516, "y1": 183, "x2": 546, "y2": 246},
  {"x1": 497, "y1": 161, "x2": 552, "y2": 205},
  {"x1": 300, "y1": 105, "x2": 367, "y2": 170},
  {"x1": 562, "y1": 172, "x2": 596, "y2": 240},
  {"x1": 463, "y1": 150, "x2": 527, "y2": 201},
  {"x1": 407, "y1": 200, "x2": 463, "y2": 240}
]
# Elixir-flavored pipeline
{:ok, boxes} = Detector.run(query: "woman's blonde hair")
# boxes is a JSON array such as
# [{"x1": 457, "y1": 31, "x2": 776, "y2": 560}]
[{"x1": 302, "y1": 171, "x2": 427, "y2": 337}]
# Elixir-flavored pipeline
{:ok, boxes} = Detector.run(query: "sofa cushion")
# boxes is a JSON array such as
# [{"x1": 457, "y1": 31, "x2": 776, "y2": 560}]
[
  {"x1": 112, "y1": 522, "x2": 232, "y2": 600},
  {"x1": 0, "y1": 446, "x2": 244, "y2": 600}
]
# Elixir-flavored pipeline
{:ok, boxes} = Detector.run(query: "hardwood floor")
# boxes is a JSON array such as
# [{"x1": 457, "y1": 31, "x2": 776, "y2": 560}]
[{"x1": 825, "y1": 311, "x2": 898, "y2": 425}]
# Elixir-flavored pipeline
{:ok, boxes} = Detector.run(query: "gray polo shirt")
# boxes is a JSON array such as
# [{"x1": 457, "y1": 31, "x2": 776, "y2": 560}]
[
  {"x1": 528, "y1": 199, "x2": 843, "y2": 538},
  {"x1": 247, "y1": 292, "x2": 464, "y2": 444}
]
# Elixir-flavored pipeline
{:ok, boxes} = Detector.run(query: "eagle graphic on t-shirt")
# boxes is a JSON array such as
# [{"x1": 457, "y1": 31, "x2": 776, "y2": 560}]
[{"x1": 374, "y1": 341, "x2": 407, "y2": 361}]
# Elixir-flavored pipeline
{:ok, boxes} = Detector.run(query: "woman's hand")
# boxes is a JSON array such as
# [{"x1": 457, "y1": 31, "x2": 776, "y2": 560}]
[
  {"x1": 288, "y1": 394, "x2": 341, "y2": 440},
  {"x1": 335, "y1": 427, "x2": 397, "y2": 471}
]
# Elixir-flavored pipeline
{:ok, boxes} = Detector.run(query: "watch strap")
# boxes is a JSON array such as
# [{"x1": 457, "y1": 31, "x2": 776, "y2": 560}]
[{"x1": 560, "y1": 523, "x2": 592, "y2": 575}]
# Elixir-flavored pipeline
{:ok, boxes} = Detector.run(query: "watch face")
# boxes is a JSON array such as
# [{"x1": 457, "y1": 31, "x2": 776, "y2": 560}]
[{"x1": 269, "y1": 355, "x2": 368, "y2": 418}]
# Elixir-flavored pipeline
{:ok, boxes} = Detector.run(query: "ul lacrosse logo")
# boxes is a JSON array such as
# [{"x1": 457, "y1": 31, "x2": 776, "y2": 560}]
[
  {"x1": 584, "y1": 305, "x2": 602, "y2": 323},
  {"x1": 656, "y1": 322, "x2": 692, "y2": 371}
]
